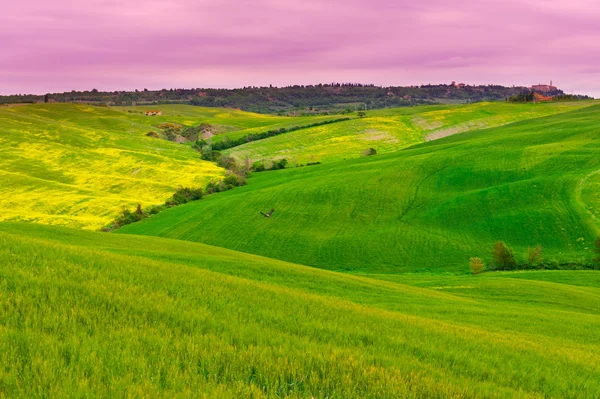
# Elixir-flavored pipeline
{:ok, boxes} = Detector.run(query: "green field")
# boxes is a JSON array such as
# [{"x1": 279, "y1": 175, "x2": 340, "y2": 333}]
[
  {"x1": 1, "y1": 222, "x2": 599, "y2": 398},
  {"x1": 223, "y1": 101, "x2": 593, "y2": 163},
  {"x1": 121, "y1": 103, "x2": 600, "y2": 273},
  {"x1": 0, "y1": 104, "x2": 225, "y2": 229},
  {"x1": 0, "y1": 104, "x2": 346, "y2": 229},
  {"x1": 3, "y1": 100, "x2": 600, "y2": 397}
]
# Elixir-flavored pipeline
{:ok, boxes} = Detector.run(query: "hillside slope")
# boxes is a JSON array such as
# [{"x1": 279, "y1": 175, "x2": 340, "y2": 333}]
[
  {"x1": 223, "y1": 101, "x2": 594, "y2": 163},
  {"x1": 1, "y1": 222, "x2": 599, "y2": 397},
  {"x1": 0, "y1": 104, "x2": 225, "y2": 229},
  {"x1": 121, "y1": 104, "x2": 600, "y2": 273}
]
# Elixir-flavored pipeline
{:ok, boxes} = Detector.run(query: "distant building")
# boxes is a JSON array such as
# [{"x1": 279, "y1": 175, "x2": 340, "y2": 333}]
[
  {"x1": 531, "y1": 81, "x2": 557, "y2": 93},
  {"x1": 145, "y1": 110, "x2": 162, "y2": 116}
]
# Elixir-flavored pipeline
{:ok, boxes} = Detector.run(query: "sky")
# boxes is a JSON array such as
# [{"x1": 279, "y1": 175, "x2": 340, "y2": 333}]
[{"x1": 2, "y1": 0, "x2": 600, "y2": 96}]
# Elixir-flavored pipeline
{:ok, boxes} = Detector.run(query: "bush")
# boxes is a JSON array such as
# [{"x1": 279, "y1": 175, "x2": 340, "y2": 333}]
[
  {"x1": 526, "y1": 245, "x2": 543, "y2": 268},
  {"x1": 165, "y1": 187, "x2": 203, "y2": 207},
  {"x1": 270, "y1": 158, "x2": 288, "y2": 170},
  {"x1": 491, "y1": 241, "x2": 517, "y2": 270},
  {"x1": 361, "y1": 148, "x2": 377, "y2": 156},
  {"x1": 223, "y1": 172, "x2": 247, "y2": 187},
  {"x1": 252, "y1": 161, "x2": 266, "y2": 172},
  {"x1": 217, "y1": 155, "x2": 236, "y2": 170},
  {"x1": 469, "y1": 257, "x2": 485, "y2": 274}
]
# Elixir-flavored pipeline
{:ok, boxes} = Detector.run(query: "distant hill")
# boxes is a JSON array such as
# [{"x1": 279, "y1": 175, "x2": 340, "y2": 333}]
[
  {"x1": 0, "y1": 82, "x2": 574, "y2": 113},
  {"x1": 120, "y1": 103, "x2": 600, "y2": 273},
  {"x1": 0, "y1": 104, "x2": 226, "y2": 228},
  {"x1": 222, "y1": 101, "x2": 592, "y2": 163}
]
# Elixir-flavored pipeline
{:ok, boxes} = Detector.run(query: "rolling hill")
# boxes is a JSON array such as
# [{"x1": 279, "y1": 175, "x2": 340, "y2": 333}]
[
  {"x1": 1, "y1": 222, "x2": 599, "y2": 398},
  {"x1": 120, "y1": 103, "x2": 600, "y2": 273},
  {"x1": 0, "y1": 104, "x2": 224, "y2": 229},
  {"x1": 0, "y1": 104, "x2": 346, "y2": 229},
  {"x1": 222, "y1": 101, "x2": 594, "y2": 163}
]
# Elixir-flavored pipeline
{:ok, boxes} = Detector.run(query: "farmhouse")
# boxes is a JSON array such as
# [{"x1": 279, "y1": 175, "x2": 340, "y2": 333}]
[{"x1": 145, "y1": 110, "x2": 162, "y2": 116}]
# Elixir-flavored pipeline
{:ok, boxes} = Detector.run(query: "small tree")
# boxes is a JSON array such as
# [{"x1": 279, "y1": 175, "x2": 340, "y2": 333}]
[
  {"x1": 135, "y1": 203, "x2": 144, "y2": 216},
  {"x1": 469, "y1": 257, "x2": 485, "y2": 275},
  {"x1": 358, "y1": 111, "x2": 366, "y2": 118},
  {"x1": 491, "y1": 241, "x2": 517, "y2": 270},
  {"x1": 526, "y1": 245, "x2": 543, "y2": 267}
]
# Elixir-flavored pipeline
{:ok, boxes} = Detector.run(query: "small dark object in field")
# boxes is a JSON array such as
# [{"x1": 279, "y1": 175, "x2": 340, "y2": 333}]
[{"x1": 260, "y1": 209, "x2": 275, "y2": 218}]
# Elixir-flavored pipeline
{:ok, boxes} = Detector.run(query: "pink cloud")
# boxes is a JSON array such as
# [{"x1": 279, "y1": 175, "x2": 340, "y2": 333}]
[{"x1": 2, "y1": 0, "x2": 600, "y2": 96}]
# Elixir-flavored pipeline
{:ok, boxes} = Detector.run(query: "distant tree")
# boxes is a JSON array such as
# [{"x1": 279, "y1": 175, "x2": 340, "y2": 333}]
[
  {"x1": 491, "y1": 241, "x2": 517, "y2": 270},
  {"x1": 44, "y1": 94, "x2": 49, "y2": 103},
  {"x1": 217, "y1": 155, "x2": 237, "y2": 171},
  {"x1": 526, "y1": 245, "x2": 543, "y2": 267},
  {"x1": 252, "y1": 160, "x2": 265, "y2": 172},
  {"x1": 135, "y1": 203, "x2": 145, "y2": 216},
  {"x1": 469, "y1": 257, "x2": 485, "y2": 274}
]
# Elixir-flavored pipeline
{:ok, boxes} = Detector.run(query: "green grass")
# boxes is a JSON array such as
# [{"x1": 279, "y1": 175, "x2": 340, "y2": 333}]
[
  {"x1": 121, "y1": 103, "x2": 600, "y2": 273},
  {"x1": 1, "y1": 222, "x2": 599, "y2": 398},
  {"x1": 223, "y1": 101, "x2": 594, "y2": 163},
  {"x1": 0, "y1": 104, "x2": 345, "y2": 229},
  {"x1": 115, "y1": 104, "x2": 349, "y2": 140}
]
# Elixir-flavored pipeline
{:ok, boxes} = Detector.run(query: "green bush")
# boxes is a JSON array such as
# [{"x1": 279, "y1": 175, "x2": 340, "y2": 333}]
[
  {"x1": 490, "y1": 241, "x2": 517, "y2": 270},
  {"x1": 469, "y1": 257, "x2": 485, "y2": 274},
  {"x1": 166, "y1": 187, "x2": 204, "y2": 207}
]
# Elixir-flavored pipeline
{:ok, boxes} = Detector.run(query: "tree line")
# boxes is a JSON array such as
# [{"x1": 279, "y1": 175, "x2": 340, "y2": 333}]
[
  {"x1": 1, "y1": 83, "x2": 561, "y2": 113},
  {"x1": 469, "y1": 240, "x2": 600, "y2": 274}
]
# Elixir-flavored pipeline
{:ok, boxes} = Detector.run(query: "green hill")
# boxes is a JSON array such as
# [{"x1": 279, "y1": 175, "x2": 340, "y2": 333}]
[
  {"x1": 0, "y1": 104, "x2": 225, "y2": 229},
  {"x1": 0, "y1": 104, "x2": 344, "y2": 229},
  {"x1": 222, "y1": 101, "x2": 594, "y2": 163},
  {"x1": 1, "y1": 222, "x2": 599, "y2": 398},
  {"x1": 120, "y1": 104, "x2": 600, "y2": 273}
]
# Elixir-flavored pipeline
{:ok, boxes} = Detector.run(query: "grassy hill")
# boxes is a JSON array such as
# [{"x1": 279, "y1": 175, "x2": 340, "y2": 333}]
[
  {"x1": 223, "y1": 101, "x2": 594, "y2": 163},
  {"x1": 1, "y1": 222, "x2": 599, "y2": 398},
  {"x1": 120, "y1": 103, "x2": 600, "y2": 273},
  {"x1": 0, "y1": 104, "x2": 225, "y2": 229},
  {"x1": 0, "y1": 104, "x2": 347, "y2": 229}
]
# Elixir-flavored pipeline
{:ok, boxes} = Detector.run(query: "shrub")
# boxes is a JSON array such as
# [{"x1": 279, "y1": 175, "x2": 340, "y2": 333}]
[
  {"x1": 270, "y1": 158, "x2": 288, "y2": 170},
  {"x1": 526, "y1": 245, "x2": 543, "y2": 268},
  {"x1": 252, "y1": 161, "x2": 266, "y2": 172},
  {"x1": 491, "y1": 241, "x2": 517, "y2": 270},
  {"x1": 362, "y1": 148, "x2": 377, "y2": 156},
  {"x1": 166, "y1": 187, "x2": 203, "y2": 207},
  {"x1": 217, "y1": 155, "x2": 236, "y2": 170},
  {"x1": 223, "y1": 172, "x2": 247, "y2": 187},
  {"x1": 469, "y1": 257, "x2": 485, "y2": 274}
]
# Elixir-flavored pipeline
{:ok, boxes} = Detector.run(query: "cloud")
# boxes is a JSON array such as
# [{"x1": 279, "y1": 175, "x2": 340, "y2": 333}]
[{"x1": 1, "y1": 0, "x2": 599, "y2": 96}]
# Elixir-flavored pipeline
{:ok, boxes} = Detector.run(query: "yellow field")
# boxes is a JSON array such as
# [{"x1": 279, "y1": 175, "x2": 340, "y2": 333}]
[{"x1": 0, "y1": 104, "x2": 223, "y2": 229}]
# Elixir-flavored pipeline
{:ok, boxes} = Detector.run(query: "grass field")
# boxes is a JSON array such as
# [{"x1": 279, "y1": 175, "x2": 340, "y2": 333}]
[
  {"x1": 1, "y1": 222, "x2": 599, "y2": 398},
  {"x1": 121, "y1": 103, "x2": 600, "y2": 273},
  {"x1": 0, "y1": 104, "x2": 346, "y2": 229},
  {"x1": 4, "y1": 100, "x2": 600, "y2": 397},
  {"x1": 0, "y1": 104, "x2": 226, "y2": 229},
  {"x1": 223, "y1": 101, "x2": 594, "y2": 163}
]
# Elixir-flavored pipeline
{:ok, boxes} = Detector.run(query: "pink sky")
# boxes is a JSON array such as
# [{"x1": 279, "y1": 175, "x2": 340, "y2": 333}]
[{"x1": 2, "y1": 0, "x2": 600, "y2": 96}]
